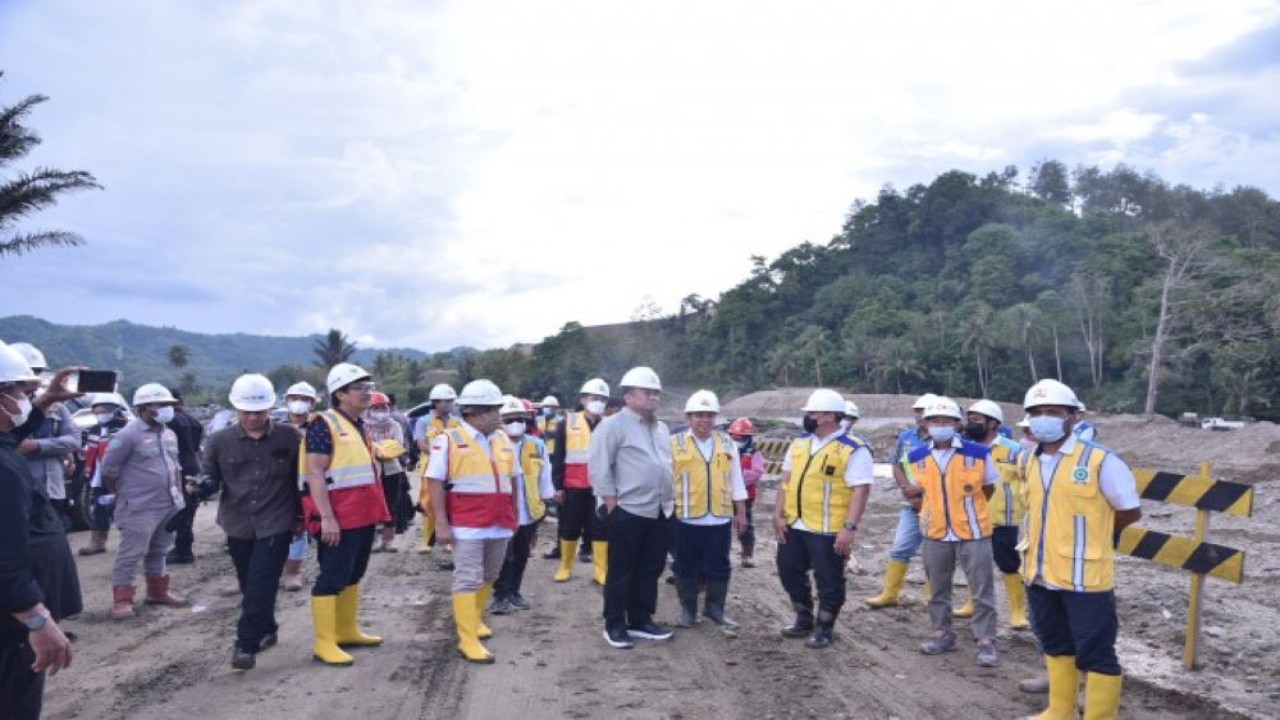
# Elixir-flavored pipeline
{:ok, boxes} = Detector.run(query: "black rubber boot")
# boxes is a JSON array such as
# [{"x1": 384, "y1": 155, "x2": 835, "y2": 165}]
[
  {"x1": 805, "y1": 608, "x2": 837, "y2": 649},
  {"x1": 542, "y1": 543, "x2": 561, "y2": 560},
  {"x1": 674, "y1": 576, "x2": 698, "y2": 628},
  {"x1": 780, "y1": 601, "x2": 814, "y2": 639},
  {"x1": 703, "y1": 580, "x2": 739, "y2": 631}
]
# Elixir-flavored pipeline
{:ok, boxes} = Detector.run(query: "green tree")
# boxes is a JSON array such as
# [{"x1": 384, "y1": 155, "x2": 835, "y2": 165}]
[
  {"x1": 312, "y1": 328, "x2": 356, "y2": 368},
  {"x1": 1, "y1": 72, "x2": 102, "y2": 258},
  {"x1": 167, "y1": 344, "x2": 190, "y2": 370}
]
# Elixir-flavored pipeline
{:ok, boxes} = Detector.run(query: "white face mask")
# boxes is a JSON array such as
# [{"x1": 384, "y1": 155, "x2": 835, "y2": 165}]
[
  {"x1": 369, "y1": 409, "x2": 390, "y2": 422},
  {"x1": 287, "y1": 400, "x2": 312, "y2": 416},
  {"x1": 154, "y1": 406, "x2": 175, "y2": 424},
  {"x1": 504, "y1": 421, "x2": 526, "y2": 437},
  {"x1": 2, "y1": 391, "x2": 32, "y2": 426},
  {"x1": 585, "y1": 400, "x2": 606, "y2": 416},
  {"x1": 94, "y1": 411, "x2": 116, "y2": 425}
]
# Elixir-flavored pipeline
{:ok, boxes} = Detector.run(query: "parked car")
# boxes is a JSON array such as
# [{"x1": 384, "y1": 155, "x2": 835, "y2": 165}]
[{"x1": 1202, "y1": 417, "x2": 1246, "y2": 431}]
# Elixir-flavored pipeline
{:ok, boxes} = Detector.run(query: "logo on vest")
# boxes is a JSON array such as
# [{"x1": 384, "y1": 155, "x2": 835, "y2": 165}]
[
  {"x1": 1071, "y1": 467, "x2": 1090, "y2": 484},
  {"x1": 963, "y1": 483, "x2": 974, "y2": 493}
]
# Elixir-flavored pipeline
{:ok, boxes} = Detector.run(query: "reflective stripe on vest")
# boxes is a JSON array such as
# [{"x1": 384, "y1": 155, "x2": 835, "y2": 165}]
[
  {"x1": 564, "y1": 412, "x2": 591, "y2": 465},
  {"x1": 1020, "y1": 441, "x2": 1113, "y2": 591},
  {"x1": 986, "y1": 439, "x2": 1024, "y2": 526},
  {"x1": 782, "y1": 435, "x2": 861, "y2": 534},
  {"x1": 312, "y1": 410, "x2": 377, "y2": 490},
  {"x1": 518, "y1": 437, "x2": 546, "y2": 522},
  {"x1": 914, "y1": 444, "x2": 992, "y2": 541},
  {"x1": 671, "y1": 431, "x2": 735, "y2": 519},
  {"x1": 445, "y1": 429, "x2": 515, "y2": 495}
]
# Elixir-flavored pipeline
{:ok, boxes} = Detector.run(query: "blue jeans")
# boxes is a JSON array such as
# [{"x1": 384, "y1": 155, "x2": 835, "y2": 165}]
[{"x1": 888, "y1": 506, "x2": 923, "y2": 562}]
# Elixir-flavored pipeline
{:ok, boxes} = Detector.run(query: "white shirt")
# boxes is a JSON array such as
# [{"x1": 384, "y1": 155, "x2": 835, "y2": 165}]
[
  {"x1": 512, "y1": 435, "x2": 555, "y2": 526},
  {"x1": 925, "y1": 437, "x2": 998, "y2": 542},
  {"x1": 679, "y1": 431, "x2": 748, "y2": 527},
  {"x1": 425, "y1": 420, "x2": 515, "y2": 540},
  {"x1": 782, "y1": 429, "x2": 875, "y2": 532}
]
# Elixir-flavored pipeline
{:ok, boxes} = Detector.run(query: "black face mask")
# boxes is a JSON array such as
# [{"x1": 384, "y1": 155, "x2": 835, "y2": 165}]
[
  {"x1": 802, "y1": 416, "x2": 819, "y2": 433},
  {"x1": 963, "y1": 422, "x2": 987, "y2": 440}
]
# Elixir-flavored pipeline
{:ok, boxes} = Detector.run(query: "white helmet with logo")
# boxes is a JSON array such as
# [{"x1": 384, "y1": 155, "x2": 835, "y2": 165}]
[
  {"x1": 967, "y1": 399, "x2": 1004, "y2": 424},
  {"x1": 229, "y1": 373, "x2": 277, "y2": 412},
  {"x1": 499, "y1": 394, "x2": 527, "y2": 417},
  {"x1": 8, "y1": 342, "x2": 47, "y2": 372},
  {"x1": 579, "y1": 378, "x2": 610, "y2": 397},
  {"x1": 912, "y1": 393, "x2": 940, "y2": 410},
  {"x1": 326, "y1": 363, "x2": 371, "y2": 395},
  {"x1": 802, "y1": 388, "x2": 845, "y2": 413},
  {"x1": 133, "y1": 383, "x2": 177, "y2": 407},
  {"x1": 619, "y1": 366, "x2": 661, "y2": 391},
  {"x1": 284, "y1": 381, "x2": 319, "y2": 401},
  {"x1": 684, "y1": 390, "x2": 720, "y2": 414},
  {"x1": 1023, "y1": 379, "x2": 1079, "y2": 410},
  {"x1": 923, "y1": 397, "x2": 963, "y2": 420}
]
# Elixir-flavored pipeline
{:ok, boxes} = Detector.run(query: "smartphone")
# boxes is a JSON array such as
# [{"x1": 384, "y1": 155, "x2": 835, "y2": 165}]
[{"x1": 73, "y1": 370, "x2": 119, "y2": 394}]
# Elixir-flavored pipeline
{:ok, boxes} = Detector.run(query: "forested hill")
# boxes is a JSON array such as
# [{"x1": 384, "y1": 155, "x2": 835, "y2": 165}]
[{"x1": 509, "y1": 162, "x2": 1280, "y2": 421}]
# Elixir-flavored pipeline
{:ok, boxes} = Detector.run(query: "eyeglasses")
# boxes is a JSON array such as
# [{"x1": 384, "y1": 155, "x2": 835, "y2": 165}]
[{"x1": 346, "y1": 383, "x2": 376, "y2": 393}]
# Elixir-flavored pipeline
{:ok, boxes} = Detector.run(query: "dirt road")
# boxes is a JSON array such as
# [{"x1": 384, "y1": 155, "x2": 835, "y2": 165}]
[{"x1": 43, "y1": 467, "x2": 1256, "y2": 720}]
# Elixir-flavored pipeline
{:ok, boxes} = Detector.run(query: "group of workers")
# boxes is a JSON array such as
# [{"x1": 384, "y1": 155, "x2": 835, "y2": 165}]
[{"x1": 1, "y1": 333, "x2": 1141, "y2": 720}]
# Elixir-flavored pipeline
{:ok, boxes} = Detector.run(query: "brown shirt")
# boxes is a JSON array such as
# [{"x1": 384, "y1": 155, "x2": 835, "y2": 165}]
[{"x1": 201, "y1": 421, "x2": 302, "y2": 540}]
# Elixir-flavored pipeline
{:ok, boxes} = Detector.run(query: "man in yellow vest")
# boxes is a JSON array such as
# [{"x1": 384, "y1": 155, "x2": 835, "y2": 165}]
[
  {"x1": 962, "y1": 399, "x2": 1029, "y2": 630},
  {"x1": 1020, "y1": 379, "x2": 1140, "y2": 720},
  {"x1": 301, "y1": 364, "x2": 390, "y2": 666},
  {"x1": 550, "y1": 378, "x2": 610, "y2": 584},
  {"x1": 490, "y1": 396, "x2": 554, "y2": 614},
  {"x1": 415, "y1": 383, "x2": 460, "y2": 556},
  {"x1": 671, "y1": 390, "x2": 747, "y2": 634},
  {"x1": 911, "y1": 396, "x2": 1001, "y2": 667},
  {"x1": 536, "y1": 395, "x2": 562, "y2": 455},
  {"x1": 773, "y1": 389, "x2": 873, "y2": 649},
  {"x1": 424, "y1": 380, "x2": 518, "y2": 664}
]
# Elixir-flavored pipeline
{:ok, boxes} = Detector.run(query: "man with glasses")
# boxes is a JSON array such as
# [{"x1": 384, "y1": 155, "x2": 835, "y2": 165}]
[{"x1": 301, "y1": 364, "x2": 390, "y2": 666}]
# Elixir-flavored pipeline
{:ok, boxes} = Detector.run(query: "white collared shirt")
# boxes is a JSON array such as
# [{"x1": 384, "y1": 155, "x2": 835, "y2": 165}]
[
  {"x1": 782, "y1": 429, "x2": 874, "y2": 532},
  {"x1": 680, "y1": 430, "x2": 749, "y2": 527}
]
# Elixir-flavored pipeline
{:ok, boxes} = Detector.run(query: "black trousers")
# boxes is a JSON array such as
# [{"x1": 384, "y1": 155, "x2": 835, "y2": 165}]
[
  {"x1": 992, "y1": 525, "x2": 1021, "y2": 574},
  {"x1": 776, "y1": 528, "x2": 846, "y2": 613},
  {"x1": 1027, "y1": 584, "x2": 1122, "y2": 675},
  {"x1": 227, "y1": 531, "x2": 292, "y2": 653},
  {"x1": 494, "y1": 521, "x2": 539, "y2": 598},
  {"x1": 312, "y1": 525, "x2": 375, "y2": 596},
  {"x1": 0, "y1": 639, "x2": 42, "y2": 720},
  {"x1": 169, "y1": 497, "x2": 197, "y2": 553},
  {"x1": 559, "y1": 488, "x2": 605, "y2": 543},
  {"x1": 380, "y1": 472, "x2": 411, "y2": 533},
  {"x1": 672, "y1": 522, "x2": 732, "y2": 582},
  {"x1": 737, "y1": 498, "x2": 756, "y2": 554},
  {"x1": 603, "y1": 507, "x2": 670, "y2": 628}
]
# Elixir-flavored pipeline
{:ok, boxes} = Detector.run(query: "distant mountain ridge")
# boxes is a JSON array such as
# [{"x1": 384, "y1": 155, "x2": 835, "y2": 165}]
[{"x1": 0, "y1": 315, "x2": 433, "y2": 392}]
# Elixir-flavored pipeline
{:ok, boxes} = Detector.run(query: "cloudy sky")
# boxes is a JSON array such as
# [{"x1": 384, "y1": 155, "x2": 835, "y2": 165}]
[{"x1": 2, "y1": 1, "x2": 1278, "y2": 351}]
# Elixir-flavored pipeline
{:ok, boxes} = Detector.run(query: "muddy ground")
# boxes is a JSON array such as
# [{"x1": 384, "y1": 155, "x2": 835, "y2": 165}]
[{"x1": 44, "y1": 413, "x2": 1276, "y2": 720}]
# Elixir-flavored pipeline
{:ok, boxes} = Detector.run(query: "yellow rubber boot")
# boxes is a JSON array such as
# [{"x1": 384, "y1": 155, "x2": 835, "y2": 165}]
[
  {"x1": 592, "y1": 541, "x2": 609, "y2": 586},
  {"x1": 311, "y1": 596, "x2": 354, "y2": 666},
  {"x1": 554, "y1": 540, "x2": 578, "y2": 582},
  {"x1": 419, "y1": 509, "x2": 435, "y2": 554},
  {"x1": 1004, "y1": 573, "x2": 1030, "y2": 630},
  {"x1": 865, "y1": 560, "x2": 908, "y2": 608},
  {"x1": 1083, "y1": 673, "x2": 1123, "y2": 720},
  {"x1": 335, "y1": 585, "x2": 382, "y2": 646},
  {"x1": 953, "y1": 588, "x2": 976, "y2": 618},
  {"x1": 1028, "y1": 655, "x2": 1081, "y2": 720},
  {"x1": 475, "y1": 584, "x2": 494, "y2": 640},
  {"x1": 453, "y1": 592, "x2": 495, "y2": 663}
]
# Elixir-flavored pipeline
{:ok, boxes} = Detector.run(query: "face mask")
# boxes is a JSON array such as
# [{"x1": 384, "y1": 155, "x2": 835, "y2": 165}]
[
  {"x1": 928, "y1": 425, "x2": 956, "y2": 443},
  {"x1": 2, "y1": 392, "x2": 32, "y2": 426},
  {"x1": 287, "y1": 400, "x2": 312, "y2": 416},
  {"x1": 95, "y1": 411, "x2": 116, "y2": 425},
  {"x1": 541, "y1": 407, "x2": 553, "y2": 417},
  {"x1": 154, "y1": 406, "x2": 175, "y2": 424},
  {"x1": 585, "y1": 400, "x2": 606, "y2": 416},
  {"x1": 369, "y1": 410, "x2": 390, "y2": 422},
  {"x1": 963, "y1": 422, "x2": 987, "y2": 441},
  {"x1": 504, "y1": 421, "x2": 526, "y2": 437},
  {"x1": 1029, "y1": 416, "x2": 1067, "y2": 443},
  {"x1": 802, "y1": 416, "x2": 818, "y2": 433}
]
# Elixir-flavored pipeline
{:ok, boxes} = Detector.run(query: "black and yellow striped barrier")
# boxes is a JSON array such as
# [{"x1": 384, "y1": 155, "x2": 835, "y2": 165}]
[
  {"x1": 755, "y1": 437, "x2": 791, "y2": 475},
  {"x1": 1124, "y1": 462, "x2": 1254, "y2": 670}
]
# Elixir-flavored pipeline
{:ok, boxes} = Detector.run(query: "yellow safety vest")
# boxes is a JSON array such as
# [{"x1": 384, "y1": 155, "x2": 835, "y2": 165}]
[
  {"x1": 911, "y1": 441, "x2": 993, "y2": 541},
  {"x1": 671, "y1": 431, "x2": 736, "y2": 519},
  {"x1": 299, "y1": 410, "x2": 377, "y2": 491},
  {"x1": 517, "y1": 436, "x2": 546, "y2": 522},
  {"x1": 417, "y1": 414, "x2": 461, "y2": 503},
  {"x1": 1019, "y1": 440, "x2": 1114, "y2": 591},
  {"x1": 445, "y1": 429, "x2": 516, "y2": 495},
  {"x1": 538, "y1": 414, "x2": 562, "y2": 455},
  {"x1": 563, "y1": 411, "x2": 590, "y2": 465},
  {"x1": 986, "y1": 438, "x2": 1025, "y2": 526},
  {"x1": 782, "y1": 435, "x2": 864, "y2": 534}
]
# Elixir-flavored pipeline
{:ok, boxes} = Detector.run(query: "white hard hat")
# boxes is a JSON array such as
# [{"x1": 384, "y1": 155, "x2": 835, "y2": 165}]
[
  {"x1": 133, "y1": 382, "x2": 177, "y2": 406},
  {"x1": 923, "y1": 397, "x2": 963, "y2": 420},
  {"x1": 845, "y1": 400, "x2": 861, "y2": 419},
  {"x1": 579, "y1": 378, "x2": 610, "y2": 397},
  {"x1": 0, "y1": 341, "x2": 39, "y2": 386},
  {"x1": 8, "y1": 342, "x2": 47, "y2": 372},
  {"x1": 1023, "y1": 379, "x2": 1079, "y2": 410},
  {"x1": 540, "y1": 395, "x2": 560, "y2": 408},
  {"x1": 284, "y1": 382, "x2": 319, "y2": 401},
  {"x1": 1016, "y1": 417, "x2": 1031, "y2": 429},
  {"x1": 229, "y1": 373, "x2": 277, "y2": 412},
  {"x1": 802, "y1": 388, "x2": 845, "y2": 413},
  {"x1": 1077, "y1": 401, "x2": 1088, "y2": 413},
  {"x1": 967, "y1": 399, "x2": 1004, "y2": 424},
  {"x1": 619, "y1": 366, "x2": 662, "y2": 391},
  {"x1": 326, "y1": 363, "x2": 371, "y2": 395},
  {"x1": 429, "y1": 383, "x2": 458, "y2": 401},
  {"x1": 912, "y1": 393, "x2": 939, "y2": 410},
  {"x1": 499, "y1": 395, "x2": 527, "y2": 416},
  {"x1": 89, "y1": 392, "x2": 126, "y2": 408},
  {"x1": 684, "y1": 390, "x2": 720, "y2": 414},
  {"x1": 458, "y1": 379, "x2": 504, "y2": 407}
]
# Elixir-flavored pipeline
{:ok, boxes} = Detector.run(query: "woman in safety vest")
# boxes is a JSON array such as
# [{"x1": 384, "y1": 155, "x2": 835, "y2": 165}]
[{"x1": 727, "y1": 417, "x2": 764, "y2": 568}]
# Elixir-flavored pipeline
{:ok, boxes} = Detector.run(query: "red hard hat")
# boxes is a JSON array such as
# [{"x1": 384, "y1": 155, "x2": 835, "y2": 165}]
[
  {"x1": 369, "y1": 391, "x2": 390, "y2": 407},
  {"x1": 728, "y1": 417, "x2": 755, "y2": 436},
  {"x1": 521, "y1": 398, "x2": 535, "y2": 413}
]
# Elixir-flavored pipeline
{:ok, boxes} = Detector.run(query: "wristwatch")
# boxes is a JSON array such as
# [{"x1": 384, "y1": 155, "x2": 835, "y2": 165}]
[
  {"x1": 842, "y1": 521, "x2": 858, "y2": 531},
  {"x1": 22, "y1": 610, "x2": 49, "y2": 632}
]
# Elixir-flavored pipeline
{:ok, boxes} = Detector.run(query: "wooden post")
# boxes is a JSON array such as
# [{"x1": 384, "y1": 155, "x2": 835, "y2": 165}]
[{"x1": 1183, "y1": 461, "x2": 1212, "y2": 671}]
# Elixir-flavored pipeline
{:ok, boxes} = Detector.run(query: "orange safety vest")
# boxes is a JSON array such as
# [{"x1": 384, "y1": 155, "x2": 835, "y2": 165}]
[{"x1": 909, "y1": 440, "x2": 993, "y2": 541}]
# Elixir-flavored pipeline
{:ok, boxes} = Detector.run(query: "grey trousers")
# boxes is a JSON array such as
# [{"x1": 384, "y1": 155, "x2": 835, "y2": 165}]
[
  {"x1": 112, "y1": 503, "x2": 178, "y2": 586},
  {"x1": 452, "y1": 537, "x2": 511, "y2": 594},
  {"x1": 922, "y1": 537, "x2": 997, "y2": 641}
]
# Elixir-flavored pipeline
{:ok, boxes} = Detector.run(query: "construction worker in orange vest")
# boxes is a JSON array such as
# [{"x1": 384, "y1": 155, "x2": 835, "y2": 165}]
[
  {"x1": 415, "y1": 384, "x2": 460, "y2": 558},
  {"x1": 550, "y1": 378, "x2": 610, "y2": 585}
]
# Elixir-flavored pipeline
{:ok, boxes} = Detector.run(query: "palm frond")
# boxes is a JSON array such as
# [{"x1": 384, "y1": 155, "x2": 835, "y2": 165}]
[{"x1": 0, "y1": 229, "x2": 84, "y2": 258}]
